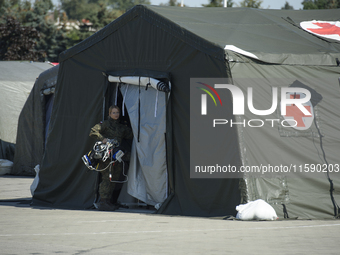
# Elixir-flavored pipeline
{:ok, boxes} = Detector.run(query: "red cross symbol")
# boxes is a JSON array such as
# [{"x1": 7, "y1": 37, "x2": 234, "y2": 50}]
[
  {"x1": 285, "y1": 94, "x2": 312, "y2": 127},
  {"x1": 308, "y1": 22, "x2": 340, "y2": 36}
]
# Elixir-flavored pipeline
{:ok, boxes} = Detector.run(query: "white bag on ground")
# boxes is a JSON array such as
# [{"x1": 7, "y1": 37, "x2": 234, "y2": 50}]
[
  {"x1": 0, "y1": 159, "x2": 13, "y2": 175},
  {"x1": 236, "y1": 199, "x2": 278, "y2": 220},
  {"x1": 30, "y1": 165, "x2": 40, "y2": 196}
]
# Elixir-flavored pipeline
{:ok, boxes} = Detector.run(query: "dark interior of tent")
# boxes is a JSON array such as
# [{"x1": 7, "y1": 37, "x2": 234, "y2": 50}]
[
  {"x1": 88, "y1": 75, "x2": 171, "y2": 212},
  {"x1": 103, "y1": 82, "x2": 134, "y2": 208}
]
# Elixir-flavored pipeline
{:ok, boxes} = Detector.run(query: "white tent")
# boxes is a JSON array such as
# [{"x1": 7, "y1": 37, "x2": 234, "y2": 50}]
[{"x1": 0, "y1": 61, "x2": 53, "y2": 161}]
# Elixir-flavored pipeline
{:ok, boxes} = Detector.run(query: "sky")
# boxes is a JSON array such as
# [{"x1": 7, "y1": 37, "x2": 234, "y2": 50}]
[
  {"x1": 150, "y1": 0, "x2": 304, "y2": 9},
  {"x1": 51, "y1": 0, "x2": 304, "y2": 10}
]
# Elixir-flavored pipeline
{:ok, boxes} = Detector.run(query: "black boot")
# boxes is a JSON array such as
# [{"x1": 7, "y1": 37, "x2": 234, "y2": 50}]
[{"x1": 94, "y1": 198, "x2": 119, "y2": 211}]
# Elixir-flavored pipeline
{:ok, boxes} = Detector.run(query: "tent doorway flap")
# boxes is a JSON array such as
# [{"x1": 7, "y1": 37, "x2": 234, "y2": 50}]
[{"x1": 108, "y1": 75, "x2": 169, "y2": 206}]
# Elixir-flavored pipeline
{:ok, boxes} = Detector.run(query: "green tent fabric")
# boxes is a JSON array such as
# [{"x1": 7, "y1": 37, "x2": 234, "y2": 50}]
[
  {"x1": 31, "y1": 6, "x2": 340, "y2": 218},
  {"x1": 146, "y1": 7, "x2": 340, "y2": 65},
  {"x1": 12, "y1": 65, "x2": 59, "y2": 176}
]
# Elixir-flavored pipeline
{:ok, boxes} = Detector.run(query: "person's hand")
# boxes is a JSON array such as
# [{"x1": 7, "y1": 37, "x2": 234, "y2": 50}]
[{"x1": 102, "y1": 138, "x2": 108, "y2": 144}]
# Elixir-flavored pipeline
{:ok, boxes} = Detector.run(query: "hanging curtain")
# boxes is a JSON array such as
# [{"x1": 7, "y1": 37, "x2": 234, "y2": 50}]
[{"x1": 109, "y1": 76, "x2": 169, "y2": 206}]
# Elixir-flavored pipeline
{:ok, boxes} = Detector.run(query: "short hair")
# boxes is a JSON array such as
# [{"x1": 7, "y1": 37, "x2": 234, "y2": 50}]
[{"x1": 109, "y1": 105, "x2": 120, "y2": 114}]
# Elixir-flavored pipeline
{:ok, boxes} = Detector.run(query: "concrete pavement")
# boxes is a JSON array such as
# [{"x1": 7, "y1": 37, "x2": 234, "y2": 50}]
[{"x1": 0, "y1": 175, "x2": 339, "y2": 255}]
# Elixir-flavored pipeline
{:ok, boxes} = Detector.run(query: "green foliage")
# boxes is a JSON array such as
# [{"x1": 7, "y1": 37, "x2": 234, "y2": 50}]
[
  {"x1": 65, "y1": 26, "x2": 94, "y2": 47},
  {"x1": 159, "y1": 0, "x2": 183, "y2": 6},
  {"x1": 0, "y1": 0, "x2": 68, "y2": 62},
  {"x1": 0, "y1": 0, "x2": 17, "y2": 17},
  {"x1": 59, "y1": 0, "x2": 126, "y2": 51},
  {"x1": 85, "y1": 1, "x2": 123, "y2": 28},
  {"x1": 108, "y1": 0, "x2": 151, "y2": 11},
  {"x1": 0, "y1": 0, "x2": 126, "y2": 62},
  {"x1": 61, "y1": 0, "x2": 150, "y2": 19},
  {"x1": 21, "y1": 0, "x2": 67, "y2": 62},
  {"x1": 281, "y1": 1, "x2": 294, "y2": 9},
  {"x1": 168, "y1": 0, "x2": 179, "y2": 6},
  {"x1": 61, "y1": 0, "x2": 123, "y2": 27},
  {"x1": 0, "y1": 15, "x2": 45, "y2": 60},
  {"x1": 203, "y1": 0, "x2": 234, "y2": 7},
  {"x1": 302, "y1": 0, "x2": 340, "y2": 9},
  {"x1": 60, "y1": 0, "x2": 89, "y2": 21},
  {"x1": 239, "y1": 0, "x2": 262, "y2": 8}
]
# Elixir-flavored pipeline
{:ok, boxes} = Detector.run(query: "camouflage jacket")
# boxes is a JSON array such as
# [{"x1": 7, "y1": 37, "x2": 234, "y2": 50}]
[{"x1": 89, "y1": 118, "x2": 133, "y2": 145}]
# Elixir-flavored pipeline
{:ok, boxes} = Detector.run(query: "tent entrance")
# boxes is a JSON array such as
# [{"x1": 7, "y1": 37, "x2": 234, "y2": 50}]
[{"x1": 106, "y1": 75, "x2": 170, "y2": 209}]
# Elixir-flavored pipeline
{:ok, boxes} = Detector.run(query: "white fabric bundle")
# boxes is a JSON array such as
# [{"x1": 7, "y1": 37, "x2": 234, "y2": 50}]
[{"x1": 236, "y1": 199, "x2": 278, "y2": 221}]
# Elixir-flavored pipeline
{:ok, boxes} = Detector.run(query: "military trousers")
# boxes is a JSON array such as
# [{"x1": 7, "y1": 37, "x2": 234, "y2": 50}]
[{"x1": 98, "y1": 162, "x2": 123, "y2": 199}]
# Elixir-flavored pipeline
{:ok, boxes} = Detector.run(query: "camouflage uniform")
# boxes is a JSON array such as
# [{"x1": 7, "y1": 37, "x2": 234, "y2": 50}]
[{"x1": 89, "y1": 118, "x2": 133, "y2": 200}]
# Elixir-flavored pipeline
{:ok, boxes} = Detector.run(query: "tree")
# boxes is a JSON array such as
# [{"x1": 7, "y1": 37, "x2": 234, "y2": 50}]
[
  {"x1": 22, "y1": 0, "x2": 68, "y2": 62},
  {"x1": 61, "y1": 0, "x2": 124, "y2": 26},
  {"x1": 1, "y1": 0, "x2": 150, "y2": 62},
  {"x1": 202, "y1": 0, "x2": 234, "y2": 7},
  {"x1": 108, "y1": 0, "x2": 151, "y2": 11},
  {"x1": 168, "y1": 0, "x2": 180, "y2": 6},
  {"x1": 0, "y1": 0, "x2": 19, "y2": 17},
  {"x1": 281, "y1": 1, "x2": 294, "y2": 9},
  {"x1": 60, "y1": 0, "x2": 123, "y2": 49},
  {"x1": 302, "y1": 0, "x2": 340, "y2": 9},
  {"x1": 0, "y1": 15, "x2": 45, "y2": 61},
  {"x1": 239, "y1": 0, "x2": 262, "y2": 8},
  {"x1": 85, "y1": 0, "x2": 123, "y2": 29},
  {"x1": 60, "y1": 0, "x2": 89, "y2": 21},
  {"x1": 0, "y1": 0, "x2": 69, "y2": 62}
]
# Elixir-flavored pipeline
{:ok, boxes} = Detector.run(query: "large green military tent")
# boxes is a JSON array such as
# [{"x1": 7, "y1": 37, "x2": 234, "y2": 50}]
[
  {"x1": 32, "y1": 6, "x2": 340, "y2": 219},
  {"x1": 12, "y1": 65, "x2": 59, "y2": 176}
]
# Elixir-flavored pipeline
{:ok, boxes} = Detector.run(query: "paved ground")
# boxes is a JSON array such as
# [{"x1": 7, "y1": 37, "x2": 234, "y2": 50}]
[{"x1": 0, "y1": 175, "x2": 339, "y2": 255}]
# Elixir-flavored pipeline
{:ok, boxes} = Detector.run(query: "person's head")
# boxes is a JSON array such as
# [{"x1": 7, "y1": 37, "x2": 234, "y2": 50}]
[{"x1": 109, "y1": 105, "x2": 120, "y2": 120}]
